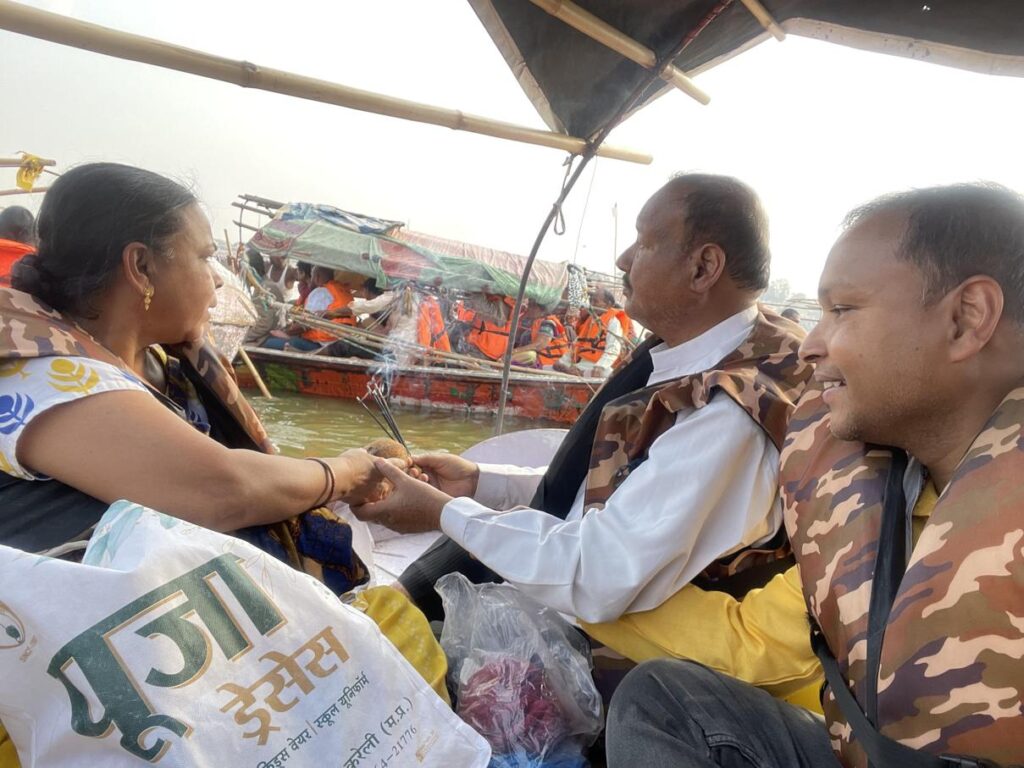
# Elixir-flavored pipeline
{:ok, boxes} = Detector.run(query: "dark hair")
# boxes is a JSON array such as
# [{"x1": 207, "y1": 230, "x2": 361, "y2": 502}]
[
  {"x1": 11, "y1": 162, "x2": 196, "y2": 317},
  {"x1": 296, "y1": 261, "x2": 313, "y2": 278},
  {"x1": 845, "y1": 183, "x2": 1024, "y2": 324},
  {"x1": 0, "y1": 205, "x2": 35, "y2": 244},
  {"x1": 664, "y1": 173, "x2": 771, "y2": 292},
  {"x1": 246, "y1": 247, "x2": 267, "y2": 278}
]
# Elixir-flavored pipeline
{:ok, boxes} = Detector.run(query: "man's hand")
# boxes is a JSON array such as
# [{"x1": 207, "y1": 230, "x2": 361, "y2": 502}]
[
  {"x1": 351, "y1": 459, "x2": 452, "y2": 533},
  {"x1": 334, "y1": 449, "x2": 406, "y2": 505},
  {"x1": 411, "y1": 452, "x2": 480, "y2": 497}
]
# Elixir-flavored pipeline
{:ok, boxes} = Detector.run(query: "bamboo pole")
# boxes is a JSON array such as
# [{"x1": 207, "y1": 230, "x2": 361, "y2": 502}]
[
  {"x1": 0, "y1": 156, "x2": 55, "y2": 167},
  {"x1": 285, "y1": 307, "x2": 590, "y2": 383},
  {"x1": 0, "y1": 0, "x2": 652, "y2": 165},
  {"x1": 737, "y1": 0, "x2": 786, "y2": 41},
  {"x1": 233, "y1": 219, "x2": 259, "y2": 233},
  {"x1": 0, "y1": 186, "x2": 50, "y2": 196},
  {"x1": 240, "y1": 193, "x2": 284, "y2": 210},
  {"x1": 237, "y1": 347, "x2": 274, "y2": 398},
  {"x1": 231, "y1": 201, "x2": 272, "y2": 217},
  {"x1": 527, "y1": 0, "x2": 710, "y2": 105}
]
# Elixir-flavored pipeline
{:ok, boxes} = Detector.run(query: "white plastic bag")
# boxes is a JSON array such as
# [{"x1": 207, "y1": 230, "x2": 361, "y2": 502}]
[
  {"x1": 436, "y1": 574, "x2": 602, "y2": 768},
  {"x1": 0, "y1": 501, "x2": 490, "y2": 767}
]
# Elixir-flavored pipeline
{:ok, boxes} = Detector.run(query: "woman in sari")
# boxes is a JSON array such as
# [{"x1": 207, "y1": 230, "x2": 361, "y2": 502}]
[{"x1": 0, "y1": 164, "x2": 448, "y2": 765}]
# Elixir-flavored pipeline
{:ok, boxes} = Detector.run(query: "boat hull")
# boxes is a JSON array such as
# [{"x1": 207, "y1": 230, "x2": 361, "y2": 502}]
[{"x1": 235, "y1": 347, "x2": 595, "y2": 424}]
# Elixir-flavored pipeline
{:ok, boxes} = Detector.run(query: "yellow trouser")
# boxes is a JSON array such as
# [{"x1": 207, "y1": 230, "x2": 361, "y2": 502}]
[{"x1": 0, "y1": 586, "x2": 447, "y2": 767}]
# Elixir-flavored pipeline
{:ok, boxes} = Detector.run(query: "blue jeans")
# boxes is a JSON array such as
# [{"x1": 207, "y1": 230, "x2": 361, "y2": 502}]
[
  {"x1": 260, "y1": 335, "x2": 321, "y2": 352},
  {"x1": 606, "y1": 660, "x2": 838, "y2": 767}
]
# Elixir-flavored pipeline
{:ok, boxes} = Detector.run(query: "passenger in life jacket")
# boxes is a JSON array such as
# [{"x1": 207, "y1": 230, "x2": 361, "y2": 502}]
[
  {"x1": 0, "y1": 206, "x2": 36, "y2": 285},
  {"x1": 462, "y1": 293, "x2": 516, "y2": 361},
  {"x1": 416, "y1": 293, "x2": 452, "y2": 357},
  {"x1": 261, "y1": 266, "x2": 356, "y2": 352},
  {"x1": 511, "y1": 301, "x2": 569, "y2": 368},
  {"x1": 605, "y1": 183, "x2": 1024, "y2": 768},
  {"x1": 561, "y1": 287, "x2": 633, "y2": 378}
]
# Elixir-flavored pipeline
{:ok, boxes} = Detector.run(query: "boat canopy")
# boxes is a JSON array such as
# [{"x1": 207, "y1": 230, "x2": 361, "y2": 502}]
[
  {"x1": 470, "y1": 0, "x2": 1024, "y2": 140},
  {"x1": 248, "y1": 202, "x2": 571, "y2": 307}
]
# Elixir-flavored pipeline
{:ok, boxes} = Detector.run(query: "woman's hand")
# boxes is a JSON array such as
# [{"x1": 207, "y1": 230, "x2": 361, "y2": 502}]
[
  {"x1": 411, "y1": 452, "x2": 480, "y2": 498},
  {"x1": 333, "y1": 448, "x2": 406, "y2": 505},
  {"x1": 350, "y1": 459, "x2": 452, "y2": 533}
]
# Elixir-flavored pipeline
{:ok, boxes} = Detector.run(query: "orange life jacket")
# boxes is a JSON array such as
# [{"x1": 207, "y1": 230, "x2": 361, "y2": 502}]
[
  {"x1": 0, "y1": 239, "x2": 34, "y2": 285},
  {"x1": 302, "y1": 280, "x2": 356, "y2": 342},
  {"x1": 532, "y1": 315, "x2": 569, "y2": 365},
  {"x1": 416, "y1": 295, "x2": 451, "y2": 352},
  {"x1": 466, "y1": 299, "x2": 514, "y2": 360},
  {"x1": 575, "y1": 307, "x2": 628, "y2": 363}
]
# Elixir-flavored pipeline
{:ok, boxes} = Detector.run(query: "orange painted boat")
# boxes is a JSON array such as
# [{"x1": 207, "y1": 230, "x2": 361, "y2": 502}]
[{"x1": 234, "y1": 346, "x2": 596, "y2": 425}]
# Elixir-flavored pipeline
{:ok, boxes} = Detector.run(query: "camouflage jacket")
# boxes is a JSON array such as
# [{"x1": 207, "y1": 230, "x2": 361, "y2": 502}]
[
  {"x1": 0, "y1": 287, "x2": 368, "y2": 593},
  {"x1": 781, "y1": 387, "x2": 1024, "y2": 766},
  {"x1": 583, "y1": 306, "x2": 812, "y2": 586}
]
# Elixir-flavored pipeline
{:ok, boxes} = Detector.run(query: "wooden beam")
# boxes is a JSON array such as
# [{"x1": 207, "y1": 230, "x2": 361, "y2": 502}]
[
  {"x1": 0, "y1": 0, "x2": 652, "y2": 164},
  {"x1": 528, "y1": 0, "x2": 710, "y2": 105},
  {"x1": 0, "y1": 186, "x2": 50, "y2": 196},
  {"x1": 0, "y1": 156, "x2": 55, "y2": 168},
  {"x1": 738, "y1": 0, "x2": 786, "y2": 41}
]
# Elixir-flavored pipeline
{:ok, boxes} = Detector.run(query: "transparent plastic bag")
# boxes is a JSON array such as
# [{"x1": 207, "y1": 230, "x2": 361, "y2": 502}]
[{"x1": 436, "y1": 573, "x2": 603, "y2": 768}]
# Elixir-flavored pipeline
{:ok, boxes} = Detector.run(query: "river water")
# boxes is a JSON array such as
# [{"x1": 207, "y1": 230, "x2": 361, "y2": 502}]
[{"x1": 249, "y1": 391, "x2": 548, "y2": 458}]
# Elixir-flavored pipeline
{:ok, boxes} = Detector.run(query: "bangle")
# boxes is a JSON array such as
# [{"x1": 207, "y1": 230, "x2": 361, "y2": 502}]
[{"x1": 306, "y1": 457, "x2": 336, "y2": 507}]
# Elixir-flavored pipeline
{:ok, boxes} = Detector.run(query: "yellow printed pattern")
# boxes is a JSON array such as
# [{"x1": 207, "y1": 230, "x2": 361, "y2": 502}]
[
  {"x1": 47, "y1": 358, "x2": 99, "y2": 394},
  {"x1": 0, "y1": 361, "x2": 29, "y2": 380}
]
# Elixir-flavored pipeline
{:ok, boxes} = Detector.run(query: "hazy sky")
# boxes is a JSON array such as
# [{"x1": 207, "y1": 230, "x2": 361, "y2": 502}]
[{"x1": 3, "y1": 0, "x2": 1024, "y2": 295}]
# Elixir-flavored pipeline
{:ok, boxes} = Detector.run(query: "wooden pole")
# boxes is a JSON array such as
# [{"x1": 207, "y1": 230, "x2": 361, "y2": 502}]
[
  {"x1": 0, "y1": 0, "x2": 652, "y2": 165},
  {"x1": 231, "y1": 200, "x2": 272, "y2": 217},
  {"x1": 237, "y1": 347, "x2": 274, "y2": 398},
  {"x1": 737, "y1": 0, "x2": 786, "y2": 41},
  {"x1": 0, "y1": 186, "x2": 50, "y2": 196},
  {"x1": 527, "y1": 0, "x2": 710, "y2": 105},
  {"x1": 0, "y1": 157, "x2": 55, "y2": 167}
]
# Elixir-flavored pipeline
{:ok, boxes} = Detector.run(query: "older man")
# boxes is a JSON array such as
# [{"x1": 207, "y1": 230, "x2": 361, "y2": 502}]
[
  {"x1": 355, "y1": 173, "x2": 811, "y2": 628},
  {"x1": 606, "y1": 183, "x2": 1024, "y2": 767}
]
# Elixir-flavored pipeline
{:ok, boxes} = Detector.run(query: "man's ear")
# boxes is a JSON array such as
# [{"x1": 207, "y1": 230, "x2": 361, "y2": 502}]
[
  {"x1": 947, "y1": 275, "x2": 1004, "y2": 363},
  {"x1": 689, "y1": 243, "x2": 727, "y2": 293},
  {"x1": 121, "y1": 242, "x2": 155, "y2": 298}
]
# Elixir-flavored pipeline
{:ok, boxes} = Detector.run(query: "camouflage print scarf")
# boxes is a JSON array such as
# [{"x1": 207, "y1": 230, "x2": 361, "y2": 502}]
[
  {"x1": 0, "y1": 287, "x2": 367, "y2": 594},
  {"x1": 583, "y1": 306, "x2": 812, "y2": 588},
  {"x1": 781, "y1": 386, "x2": 1024, "y2": 766}
]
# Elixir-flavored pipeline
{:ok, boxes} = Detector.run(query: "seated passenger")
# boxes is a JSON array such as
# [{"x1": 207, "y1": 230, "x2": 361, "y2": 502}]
[
  {"x1": 461, "y1": 293, "x2": 516, "y2": 360},
  {"x1": 0, "y1": 206, "x2": 36, "y2": 285},
  {"x1": 263, "y1": 266, "x2": 356, "y2": 351},
  {"x1": 606, "y1": 183, "x2": 1024, "y2": 767},
  {"x1": 558, "y1": 287, "x2": 633, "y2": 378},
  {"x1": 353, "y1": 174, "x2": 812, "y2": 630},
  {"x1": 511, "y1": 301, "x2": 569, "y2": 368},
  {"x1": 0, "y1": 165, "x2": 450, "y2": 763}
]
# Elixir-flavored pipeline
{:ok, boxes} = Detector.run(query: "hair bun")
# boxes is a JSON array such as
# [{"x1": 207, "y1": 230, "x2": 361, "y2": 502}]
[{"x1": 10, "y1": 252, "x2": 62, "y2": 308}]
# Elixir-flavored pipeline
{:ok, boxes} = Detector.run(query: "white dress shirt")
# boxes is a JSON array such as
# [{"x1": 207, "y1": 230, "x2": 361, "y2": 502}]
[{"x1": 440, "y1": 305, "x2": 781, "y2": 623}]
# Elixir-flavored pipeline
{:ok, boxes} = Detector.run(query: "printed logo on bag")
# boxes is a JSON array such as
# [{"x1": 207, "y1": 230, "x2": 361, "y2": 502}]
[
  {"x1": 44, "y1": 554, "x2": 364, "y2": 763},
  {"x1": 0, "y1": 601, "x2": 26, "y2": 649}
]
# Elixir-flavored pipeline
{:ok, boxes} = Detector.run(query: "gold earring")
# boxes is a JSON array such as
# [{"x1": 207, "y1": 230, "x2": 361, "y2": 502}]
[{"x1": 143, "y1": 286, "x2": 154, "y2": 312}]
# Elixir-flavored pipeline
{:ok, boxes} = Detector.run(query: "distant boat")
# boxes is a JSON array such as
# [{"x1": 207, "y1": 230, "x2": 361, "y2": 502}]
[{"x1": 234, "y1": 346, "x2": 595, "y2": 425}]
